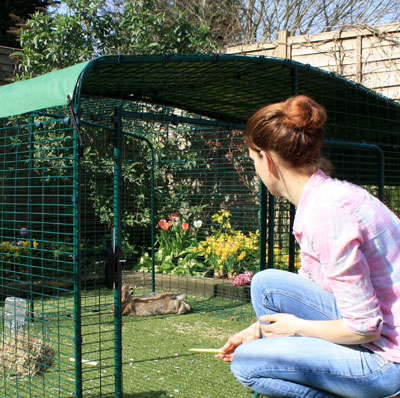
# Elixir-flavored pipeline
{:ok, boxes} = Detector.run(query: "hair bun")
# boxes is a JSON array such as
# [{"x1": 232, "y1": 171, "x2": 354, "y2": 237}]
[{"x1": 281, "y1": 95, "x2": 327, "y2": 134}]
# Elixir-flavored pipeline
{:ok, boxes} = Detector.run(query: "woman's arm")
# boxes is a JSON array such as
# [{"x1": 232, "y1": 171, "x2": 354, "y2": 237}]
[
  {"x1": 260, "y1": 314, "x2": 381, "y2": 344},
  {"x1": 304, "y1": 203, "x2": 384, "y2": 339}
]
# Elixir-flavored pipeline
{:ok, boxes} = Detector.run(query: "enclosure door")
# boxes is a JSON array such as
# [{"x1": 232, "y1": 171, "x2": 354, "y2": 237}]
[
  {"x1": 78, "y1": 123, "x2": 126, "y2": 398},
  {"x1": 78, "y1": 117, "x2": 155, "y2": 397}
]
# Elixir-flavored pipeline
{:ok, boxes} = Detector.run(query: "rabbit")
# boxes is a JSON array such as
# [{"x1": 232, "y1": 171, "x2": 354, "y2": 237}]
[{"x1": 119, "y1": 284, "x2": 191, "y2": 316}]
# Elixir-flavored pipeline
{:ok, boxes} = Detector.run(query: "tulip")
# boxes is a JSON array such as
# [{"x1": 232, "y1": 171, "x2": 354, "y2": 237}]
[
  {"x1": 168, "y1": 212, "x2": 179, "y2": 221},
  {"x1": 158, "y1": 219, "x2": 171, "y2": 231},
  {"x1": 193, "y1": 220, "x2": 202, "y2": 228},
  {"x1": 182, "y1": 223, "x2": 189, "y2": 231}
]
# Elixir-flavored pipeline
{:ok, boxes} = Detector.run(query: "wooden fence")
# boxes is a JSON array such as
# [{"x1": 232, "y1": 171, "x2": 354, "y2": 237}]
[
  {"x1": 224, "y1": 23, "x2": 400, "y2": 102},
  {"x1": 0, "y1": 46, "x2": 16, "y2": 86}
]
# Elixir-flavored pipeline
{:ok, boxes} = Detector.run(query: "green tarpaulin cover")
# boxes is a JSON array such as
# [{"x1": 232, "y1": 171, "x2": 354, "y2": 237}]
[{"x1": 0, "y1": 60, "x2": 90, "y2": 118}]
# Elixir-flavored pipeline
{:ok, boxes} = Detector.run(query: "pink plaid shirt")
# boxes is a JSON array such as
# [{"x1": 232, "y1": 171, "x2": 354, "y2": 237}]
[{"x1": 293, "y1": 170, "x2": 400, "y2": 362}]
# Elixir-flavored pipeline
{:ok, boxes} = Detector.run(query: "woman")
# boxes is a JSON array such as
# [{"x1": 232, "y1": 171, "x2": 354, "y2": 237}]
[{"x1": 216, "y1": 95, "x2": 400, "y2": 398}]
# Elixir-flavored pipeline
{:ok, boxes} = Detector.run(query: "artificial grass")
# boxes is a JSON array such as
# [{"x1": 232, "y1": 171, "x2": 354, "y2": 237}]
[
  {"x1": 0, "y1": 289, "x2": 260, "y2": 397},
  {"x1": 121, "y1": 312, "x2": 254, "y2": 397}
]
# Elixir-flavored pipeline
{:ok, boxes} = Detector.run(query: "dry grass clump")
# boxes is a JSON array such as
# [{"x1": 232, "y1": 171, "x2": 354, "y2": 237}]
[{"x1": 0, "y1": 331, "x2": 54, "y2": 377}]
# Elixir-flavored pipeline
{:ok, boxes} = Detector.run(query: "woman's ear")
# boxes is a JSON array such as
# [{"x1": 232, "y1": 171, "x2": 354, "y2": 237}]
[{"x1": 260, "y1": 150, "x2": 274, "y2": 172}]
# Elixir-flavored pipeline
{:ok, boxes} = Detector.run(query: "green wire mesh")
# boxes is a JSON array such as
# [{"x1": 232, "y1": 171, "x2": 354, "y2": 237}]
[{"x1": 0, "y1": 117, "x2": 76, "y2": 396}]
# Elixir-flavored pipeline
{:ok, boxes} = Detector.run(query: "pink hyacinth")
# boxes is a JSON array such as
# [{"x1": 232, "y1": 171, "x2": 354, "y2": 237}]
[{"x1": 232, "y1": 271, "x2": 253, "y2": 287}]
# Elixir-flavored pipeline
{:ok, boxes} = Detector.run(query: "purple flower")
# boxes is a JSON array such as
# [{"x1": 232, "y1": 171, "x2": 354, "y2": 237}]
[{"x1": 20, "y1": 227, "x2": 27, "y2": 237}]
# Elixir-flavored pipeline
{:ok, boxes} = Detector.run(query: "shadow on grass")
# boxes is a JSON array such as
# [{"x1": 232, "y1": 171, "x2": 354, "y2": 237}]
[
  {"x1": 121, "y1": 393, "x2": 169, "y2": 398},
  {"x1": 101, "y1": 392, "x2": 169, "y2": 398},
  {"x1": 123, "y1": 353, "x2": 197, "y2": 364},
  {"x1": 188, "y1": 295, "x2": 249, "y2": 312}
]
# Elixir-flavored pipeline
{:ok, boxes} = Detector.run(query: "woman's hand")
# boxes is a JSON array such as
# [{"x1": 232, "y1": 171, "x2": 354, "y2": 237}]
[
  {"x1": 215, "y1": 321, "x2": 261, "y2": 362},
  {"x1": 260, "y1": 314, "x2": 301, "y2": 337}
]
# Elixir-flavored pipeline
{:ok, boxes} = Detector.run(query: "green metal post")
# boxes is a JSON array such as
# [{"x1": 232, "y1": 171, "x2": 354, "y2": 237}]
[
  {"x1": 288, "y1": 204, "x2": 296, "y2": 273},
  {"x1": 72, "y1": 112, "x2": 83, "y2": 398},
  {"x1": 267, "y1": 193, "x2": 275, "y2": 269},
  {"x1": 288, "y1": 66, "x2": 298, "y2": 272},
  {"x1": 28, "y1": 116, "x2": 35, "y2": 318},
  {"x1": 113, "y1": 108, "x2": 123, "y2": 398},
  {"x1": 149, "y1": 144, "x2": 156, "y2": 293},
  {"x1": 259, "y1": 180, "x2": 267, "y2": 271}
]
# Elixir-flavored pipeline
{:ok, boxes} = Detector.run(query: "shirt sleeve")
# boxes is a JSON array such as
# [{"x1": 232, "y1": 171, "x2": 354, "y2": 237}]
[{"x1": 309, "y1": 205, "x2": 383, "y2": 336}]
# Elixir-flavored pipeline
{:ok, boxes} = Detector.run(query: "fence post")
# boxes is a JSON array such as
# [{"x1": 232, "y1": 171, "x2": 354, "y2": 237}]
[{"x1": 276, "y1": 30, "x2": 288, "y2": 58}]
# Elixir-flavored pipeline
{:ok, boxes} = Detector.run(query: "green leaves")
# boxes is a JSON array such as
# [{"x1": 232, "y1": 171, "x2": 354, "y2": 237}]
[{"x1": 16, "y1": 0, "x2": 216, "y2": 79}]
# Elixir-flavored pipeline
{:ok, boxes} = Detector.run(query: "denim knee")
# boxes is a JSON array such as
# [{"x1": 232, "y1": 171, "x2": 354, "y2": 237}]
[
  {"x1": 251, "y1": 268, "x2": 286, "y2": 308},
  {"x1": 251, "y1": 268, "x2": 284, "y2": 292},
  {"x1": 230, "y1": 344, "x2": 253, "y2": 387}
]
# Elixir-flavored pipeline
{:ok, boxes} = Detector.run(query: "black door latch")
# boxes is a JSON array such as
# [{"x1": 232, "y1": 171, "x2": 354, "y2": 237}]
[{"x1": 104, "y1": 245, "x2": 122, "y2": 289}]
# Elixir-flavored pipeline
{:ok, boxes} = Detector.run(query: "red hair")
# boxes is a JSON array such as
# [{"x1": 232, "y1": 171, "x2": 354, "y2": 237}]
[{"x1": 244, "y1": 95, "x2": 332, "y2": 174}]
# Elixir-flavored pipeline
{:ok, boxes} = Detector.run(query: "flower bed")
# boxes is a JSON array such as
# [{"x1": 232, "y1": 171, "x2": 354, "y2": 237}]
[
  {"x1": 137, "y1": 208, "x2": 300, "y2": 288},
  {"x1": 139, "y1": 209, "x2": 258, "y2": 281}
]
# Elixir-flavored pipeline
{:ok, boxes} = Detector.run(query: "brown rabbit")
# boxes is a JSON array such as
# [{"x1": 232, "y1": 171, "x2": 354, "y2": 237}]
[{"x1": 119, "y1": 284, "x2": 191, "y2": 316}]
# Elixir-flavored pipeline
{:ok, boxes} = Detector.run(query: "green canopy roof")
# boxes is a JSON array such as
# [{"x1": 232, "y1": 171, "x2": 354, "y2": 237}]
[{"x1": 1, "y1": 54, "x2": 399, "y2": 126}]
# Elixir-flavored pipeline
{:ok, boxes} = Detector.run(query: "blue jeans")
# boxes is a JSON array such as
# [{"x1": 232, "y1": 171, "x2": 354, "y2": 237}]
[{"x1": 230, "y1": 269, "x2": 400, "y2": 398}]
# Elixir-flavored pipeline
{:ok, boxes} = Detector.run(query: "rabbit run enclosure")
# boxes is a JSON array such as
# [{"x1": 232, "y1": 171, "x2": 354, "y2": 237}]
[{"x1": 0, "y1": 54, "x2": 399, "y2": 397}]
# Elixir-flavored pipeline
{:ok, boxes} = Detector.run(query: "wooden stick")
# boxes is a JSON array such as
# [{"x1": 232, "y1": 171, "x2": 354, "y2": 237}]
[
  {"x1": 70, "y1": 357, "x2": 98, "y2": 366},
  {"x1": 188, "y1": 348, "x2": 223, "y2": 354}
]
